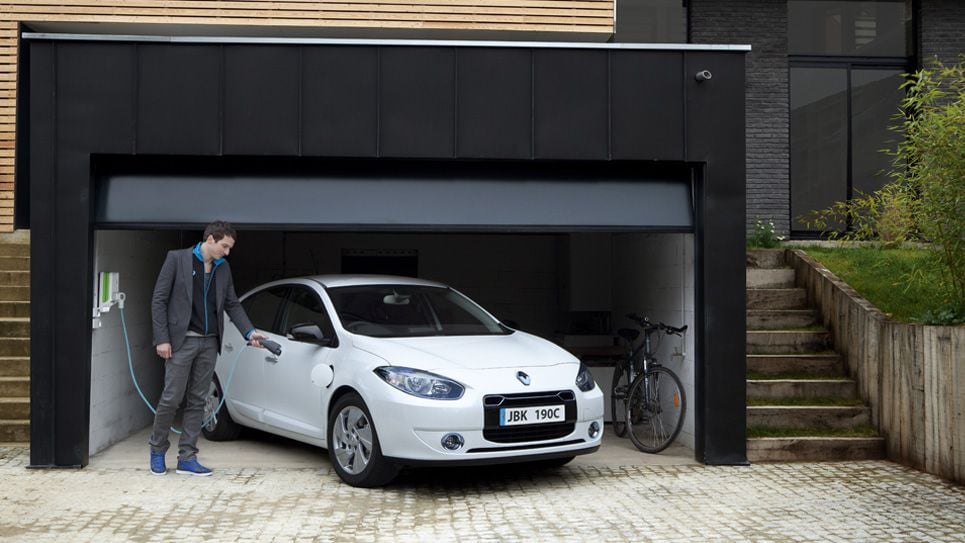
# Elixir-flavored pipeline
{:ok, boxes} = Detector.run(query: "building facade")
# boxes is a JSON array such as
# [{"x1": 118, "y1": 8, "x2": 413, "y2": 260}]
[
  {"x1": 5, "y1": 1, "x2": 964, "y2": 468},
  {"x1": 4, "y1": 1, "x2": 965, "y2": 235}
]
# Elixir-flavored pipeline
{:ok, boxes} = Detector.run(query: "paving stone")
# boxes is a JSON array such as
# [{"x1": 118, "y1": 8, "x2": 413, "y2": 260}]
[{"x1": 0, "y1": 447, "x2": 962, "y2": 542}]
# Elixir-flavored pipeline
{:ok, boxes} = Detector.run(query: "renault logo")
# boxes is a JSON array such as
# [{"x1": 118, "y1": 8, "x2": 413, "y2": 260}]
[{"x1": 516, "y1": 371, "x2": 531, "y2": 386}]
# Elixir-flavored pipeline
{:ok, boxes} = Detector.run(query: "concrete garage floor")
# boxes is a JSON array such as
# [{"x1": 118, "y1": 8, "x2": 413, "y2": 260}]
[{"x1": 89, "y1": 425, "x2": 697, "y2": 470}]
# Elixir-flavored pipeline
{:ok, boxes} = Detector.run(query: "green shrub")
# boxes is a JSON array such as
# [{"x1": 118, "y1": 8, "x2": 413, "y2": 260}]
[
  {"x1": 800, "y1": 57, "x2": 965, "y2": 308},
  {"x1": 747, "y1": 219, "x2": 785, "y2": 248}
]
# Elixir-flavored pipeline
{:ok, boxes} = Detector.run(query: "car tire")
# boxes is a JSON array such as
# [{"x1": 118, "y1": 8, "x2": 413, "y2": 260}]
[
  {"x1": 327, "y1": 392, "x2": 400, "y2": 487},
  {"x1": 201, "y1": 376, "x2": 242, "y2": 441}
]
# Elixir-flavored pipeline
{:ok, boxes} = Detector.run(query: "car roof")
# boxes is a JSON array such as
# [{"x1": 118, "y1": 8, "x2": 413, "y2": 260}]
[{"x1": 307, "y1": 274, "x2": 448, "y2": 289}]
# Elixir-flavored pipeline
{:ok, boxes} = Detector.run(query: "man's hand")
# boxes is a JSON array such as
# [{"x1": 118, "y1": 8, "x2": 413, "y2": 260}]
[
  {"x1": 249, "y1": 331, "x2": 268, "y2": 349},
  {"x1": 156, "y1": 342, "x2": 172, "y2": 359}
]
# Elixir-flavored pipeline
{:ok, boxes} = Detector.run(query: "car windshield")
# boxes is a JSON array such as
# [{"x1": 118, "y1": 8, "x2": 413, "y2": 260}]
[{"x1": 326, "y1": 284, "x2": 512, "y2": 338}]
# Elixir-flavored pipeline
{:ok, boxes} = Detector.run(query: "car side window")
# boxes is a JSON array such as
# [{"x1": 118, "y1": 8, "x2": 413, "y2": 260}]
[
  {"x1": 282, "y1": 285, "x2": 337, "y2": 341},
  {"x1": 241, "y1": 286, "x2": 289, "y2": 335}
]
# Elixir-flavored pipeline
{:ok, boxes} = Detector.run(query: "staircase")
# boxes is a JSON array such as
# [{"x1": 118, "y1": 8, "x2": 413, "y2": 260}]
[
  {"x1": 0, "y1": 231, "x2": 29, "y2": 446},
  {"x1": 745, "y1": 248, "x2": 885, "y2": 462}
]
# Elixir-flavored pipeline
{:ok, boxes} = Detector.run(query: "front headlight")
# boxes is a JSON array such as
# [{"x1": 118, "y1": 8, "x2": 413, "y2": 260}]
[
  {"x1": 374, "y1": 367, "x2": 465, "y2": 400},
  {"x1": 575, "y1": 363, "x2": 595, "y2": 392}
]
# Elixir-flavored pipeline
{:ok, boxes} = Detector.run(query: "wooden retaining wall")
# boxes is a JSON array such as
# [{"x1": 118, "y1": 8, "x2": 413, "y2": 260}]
[{"x1": 790, "y1": 249, "x2": 964, "y2": 483}]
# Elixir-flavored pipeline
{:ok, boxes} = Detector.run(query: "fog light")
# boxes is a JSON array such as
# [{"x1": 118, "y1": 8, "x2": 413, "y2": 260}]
[
  {"x1": 441, "y1": 433, "x2": 465, "y2": 451},
  {"x1": 588, "y1": 422, "x2": 601, "y2": 439}
]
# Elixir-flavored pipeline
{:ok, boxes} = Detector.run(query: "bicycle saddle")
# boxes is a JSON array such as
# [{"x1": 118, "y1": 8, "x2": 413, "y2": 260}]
[{"x1": 617, "y1": 328, "x2": 640, "y2": 342}]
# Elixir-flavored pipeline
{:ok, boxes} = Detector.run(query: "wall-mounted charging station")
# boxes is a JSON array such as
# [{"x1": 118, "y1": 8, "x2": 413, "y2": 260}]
[{"x1": 92, "y1": 271, "x2": 124, "y2": 329}]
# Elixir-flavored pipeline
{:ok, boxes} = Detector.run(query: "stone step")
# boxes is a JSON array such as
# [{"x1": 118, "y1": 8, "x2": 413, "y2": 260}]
[
  {"x1": 0, "y1": 286, "x2": 29, "y2": 302},
  {"x1": 747, "y1": 406, "x2": 871, "y2": 429},
  {"x1": 746, "y1": 249, "x2": 786, "y2": 269},
  {"x1": 0, "y1": 257, "x2": 29, "y2": 271},
  {"x1": 747, "y1": 288, "x2": 807, "y2": 310},
  {"x1": 747, "y1": 354, "x2": 845, "y2": 376},
  {"x1": 747, "y1": 309, "x2": 820, "y2": 330},
  {"x1": 0, "y1": 243, "x2": 29, "y2": 258},
  {"x1": 747, "y1": 330, "x2": 832, "y2": 355},
  {"x1": 0, "y1": 318, "x2": 29, "y2": 337},
  {"x1": 747, "y1": 437, "x2": 886, "y2": 462},
  {"x1": 0, "y1": 377, "x2": 29, "y2": 397},
  {"x1": 0, "y1": 271, "x2": 29, "y2": 287},
  {"x1": 0, "y1": 357, "x2": 29, "y2": 377},
  {"x1": 0, "y1": 302, "x2": 29, "y2": 319},
  {"x1": 746, "y1": 379, "x2": 858, "y2": 401},
  {"x1": 0, "y1": 398, "x2": 29, "y2": 419},
  {"x1": 746, "y1": 268, "x2": 796, "y2": 289},
  {"x1": 0, "y1": 338, "x2": 29, "y2": 357},
  {"x1": 0, "y1": 420, "x2": 29, "y2": 443}
]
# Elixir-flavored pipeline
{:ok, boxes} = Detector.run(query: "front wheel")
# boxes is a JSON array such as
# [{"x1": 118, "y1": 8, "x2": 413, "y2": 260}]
[
  {"x1": 626, "y1": 367, "x2": 686, "y2": 454},
  {"x1": 327, "y1": 392, "x2": 400, "y2": 487}
]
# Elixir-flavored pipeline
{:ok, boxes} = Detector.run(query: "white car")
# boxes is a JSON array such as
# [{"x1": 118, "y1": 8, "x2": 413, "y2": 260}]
[{"x1": 203, "y1": 275, "x2": 604, "y2": 486}]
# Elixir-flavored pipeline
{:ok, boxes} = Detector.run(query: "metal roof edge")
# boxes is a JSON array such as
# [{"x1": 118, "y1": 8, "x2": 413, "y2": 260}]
[{"x1": 21, "y1": 32, "x2": 752, "y2": 52}]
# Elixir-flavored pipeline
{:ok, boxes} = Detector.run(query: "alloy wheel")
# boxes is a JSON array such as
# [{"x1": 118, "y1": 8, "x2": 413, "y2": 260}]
[{"x1": 332, "y1": 405, "x2": 374, "y2": 475}]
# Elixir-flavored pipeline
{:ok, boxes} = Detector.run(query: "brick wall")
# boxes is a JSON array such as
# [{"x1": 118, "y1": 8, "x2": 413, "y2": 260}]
[
  {"x1": 689, "y1": 0, "x2": 790, "y2": 237},
  {"x1": 919, "y1": 0, "x2": 965, "y2": 68}
]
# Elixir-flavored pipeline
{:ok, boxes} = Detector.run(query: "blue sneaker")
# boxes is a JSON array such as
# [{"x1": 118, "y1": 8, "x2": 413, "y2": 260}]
[
  {"x1": 150, "y1": 451, "x2": 166, "y2": 476},
  {"x1": 176, "y1": 457, "x2": 213, "y2": 477}
]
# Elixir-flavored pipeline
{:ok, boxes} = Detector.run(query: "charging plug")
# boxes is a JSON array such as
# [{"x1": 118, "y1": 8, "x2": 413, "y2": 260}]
[{"x1": 254, "y1": 338, "x2": 282, "y2": 357}]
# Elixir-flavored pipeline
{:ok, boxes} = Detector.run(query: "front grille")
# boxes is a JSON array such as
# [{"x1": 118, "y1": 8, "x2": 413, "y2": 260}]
[{"x1": 482, "y1": 390, "x2": 577, "y2": 444}]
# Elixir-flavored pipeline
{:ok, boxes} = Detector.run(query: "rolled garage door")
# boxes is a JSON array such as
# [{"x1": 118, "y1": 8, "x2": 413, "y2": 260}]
[{"x1": 95, "y1": 158, "x2": 693, "y2": 231}]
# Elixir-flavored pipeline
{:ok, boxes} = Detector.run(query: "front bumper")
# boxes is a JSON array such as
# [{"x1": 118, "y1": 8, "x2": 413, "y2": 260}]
[{"x1": 368, "y1": 381, "x2": 605, "y2": 464}]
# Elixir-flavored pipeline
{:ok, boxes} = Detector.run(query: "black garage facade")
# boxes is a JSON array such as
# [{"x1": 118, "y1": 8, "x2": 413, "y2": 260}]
[{"x1": 17, "y1": 34, "x2": 748, "y2": 468}]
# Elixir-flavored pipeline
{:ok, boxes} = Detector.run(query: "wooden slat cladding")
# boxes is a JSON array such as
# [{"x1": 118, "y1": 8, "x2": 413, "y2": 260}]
[
  {"x1": 0, "y1": 1, "x2": 615, "y2": 231},
  {"x1": 0, "y1": 22, "x2": 14, "y2": 225}
]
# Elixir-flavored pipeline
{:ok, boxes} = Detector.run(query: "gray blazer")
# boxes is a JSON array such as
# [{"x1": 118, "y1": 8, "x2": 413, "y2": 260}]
[{"x1": 151, "y1": 247, "x2": 254, "y2": 353}]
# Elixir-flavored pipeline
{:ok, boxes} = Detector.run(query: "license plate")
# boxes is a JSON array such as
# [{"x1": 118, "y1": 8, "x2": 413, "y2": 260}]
[{"x1": 499, "y1": 405, "x2": 565, "y2": 426}]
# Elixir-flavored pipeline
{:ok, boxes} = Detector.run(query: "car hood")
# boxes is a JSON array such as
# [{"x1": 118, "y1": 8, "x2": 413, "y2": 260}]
[{"x1": 350, "y1": 331, "x2": 579, "y2": 372}]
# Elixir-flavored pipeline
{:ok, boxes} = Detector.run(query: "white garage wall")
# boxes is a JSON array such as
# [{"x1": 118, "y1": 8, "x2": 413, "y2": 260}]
[
  {"x1": 610, "y1": 233, "x2": 696, "y2": 449},
  {"x1": 230, "y1": 232, "x2": 563, "y2": 339},
  {"x1": 89, "y1": 230, "x2": 181, "y2": 455}
]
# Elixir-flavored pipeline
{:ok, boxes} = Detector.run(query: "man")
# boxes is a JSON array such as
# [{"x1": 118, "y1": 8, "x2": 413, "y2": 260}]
[{"x1": 149, "y1": 220, "x2": 266, "y2": 476}]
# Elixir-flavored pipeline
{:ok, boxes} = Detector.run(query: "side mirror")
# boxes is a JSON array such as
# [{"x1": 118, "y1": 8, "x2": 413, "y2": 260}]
[{"x1": 288, "y1": 323, "x2": 332, "y2": 346}]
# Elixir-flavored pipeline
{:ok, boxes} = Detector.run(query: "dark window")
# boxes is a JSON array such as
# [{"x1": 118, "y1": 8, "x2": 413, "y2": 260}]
[
  {"x1": 281, "y1": 285, "x2": 337, "y2": 340},
  {"x1": 790, "y1": 66, "x2": 908, "y2": 232},
  {"x1": 613, "y1": 0, "x2": 687, "y2": 43},
  {"x1": 789, "y1": 0, "x2": 912, "y2": 57},
  {"x1": 851, "y1": 69, "x2": 904, "y2": 196},
  {"x1": 788, "y1": 1, "x2": 912, "y2": 235},
  {"x1": 241, "y1": 286, "x2": 289, "y2": 334},
  {"x1": 791, "y1": 67, "x2": 849, "y2": 230}
]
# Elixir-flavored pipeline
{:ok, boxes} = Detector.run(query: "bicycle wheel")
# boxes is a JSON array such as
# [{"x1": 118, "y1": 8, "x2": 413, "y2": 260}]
[
  {"x1": 626, "y1": 366, "x2": 686, "y2": 454},
  {"x1": 610, "y1": 363, "x2": 630, "y2": 437}
]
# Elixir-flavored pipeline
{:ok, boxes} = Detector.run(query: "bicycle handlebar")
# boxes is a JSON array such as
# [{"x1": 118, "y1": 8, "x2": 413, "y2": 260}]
[{"x1": 625, "y1": 313, "x2": 688, "y2": 335}]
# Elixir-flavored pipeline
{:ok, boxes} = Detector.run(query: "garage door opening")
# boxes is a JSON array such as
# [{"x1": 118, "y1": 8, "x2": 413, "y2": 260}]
[{"x1": 90, "y1": 228, "x2": 695, "y2": 458}]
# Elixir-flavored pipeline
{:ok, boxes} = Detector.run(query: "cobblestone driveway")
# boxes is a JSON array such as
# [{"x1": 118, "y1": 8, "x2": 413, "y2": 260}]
[{"x1": 1, "y1": 447, "x2": 962, "y2": 542}]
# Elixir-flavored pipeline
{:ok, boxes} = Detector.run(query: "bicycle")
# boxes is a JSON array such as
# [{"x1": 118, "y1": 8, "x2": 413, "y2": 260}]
[{"x1": 610, "y1": 313, "x2": 687, "y2": 453}]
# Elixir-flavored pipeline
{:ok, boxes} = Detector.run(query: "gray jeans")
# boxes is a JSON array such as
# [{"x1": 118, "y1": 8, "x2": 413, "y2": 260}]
[{"x1": 149, "y1": 336, "x2": 219, "y2": 461}]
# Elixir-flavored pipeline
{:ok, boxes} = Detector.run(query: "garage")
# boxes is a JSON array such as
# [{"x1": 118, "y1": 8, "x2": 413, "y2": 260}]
[{"x1": 19, "y1": 34, "x2": 747, "y2": 467}]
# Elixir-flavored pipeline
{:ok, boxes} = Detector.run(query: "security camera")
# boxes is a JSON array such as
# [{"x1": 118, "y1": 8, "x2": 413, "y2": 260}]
[{"x1": 695, "y1": 70, "x2": 713, "y2": 82}]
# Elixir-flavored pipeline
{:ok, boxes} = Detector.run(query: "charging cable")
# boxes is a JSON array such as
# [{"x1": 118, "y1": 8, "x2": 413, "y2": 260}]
[{"x1": 117, "y1": 293, "x2": 247, "y2": 435}]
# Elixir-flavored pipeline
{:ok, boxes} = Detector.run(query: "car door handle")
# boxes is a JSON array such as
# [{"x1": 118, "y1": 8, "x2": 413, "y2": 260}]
[
  {"x1": 225, "y1": 343, "x2": 234, "y2": 353},
  {"x1": 265, "y1": 356, "x2": 278, "y2": 364}
]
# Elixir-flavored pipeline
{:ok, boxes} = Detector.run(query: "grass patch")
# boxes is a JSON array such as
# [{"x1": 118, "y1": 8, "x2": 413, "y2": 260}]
[
  {"x1": 747, "y1": 426, "x2": 878, "y2": 438},
  {"x1": 746, "y1": 397, "x2": 864, "y2": 407},
  {"x1": 801, "y1": 246, "x2": 962, "y2": 324}
]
